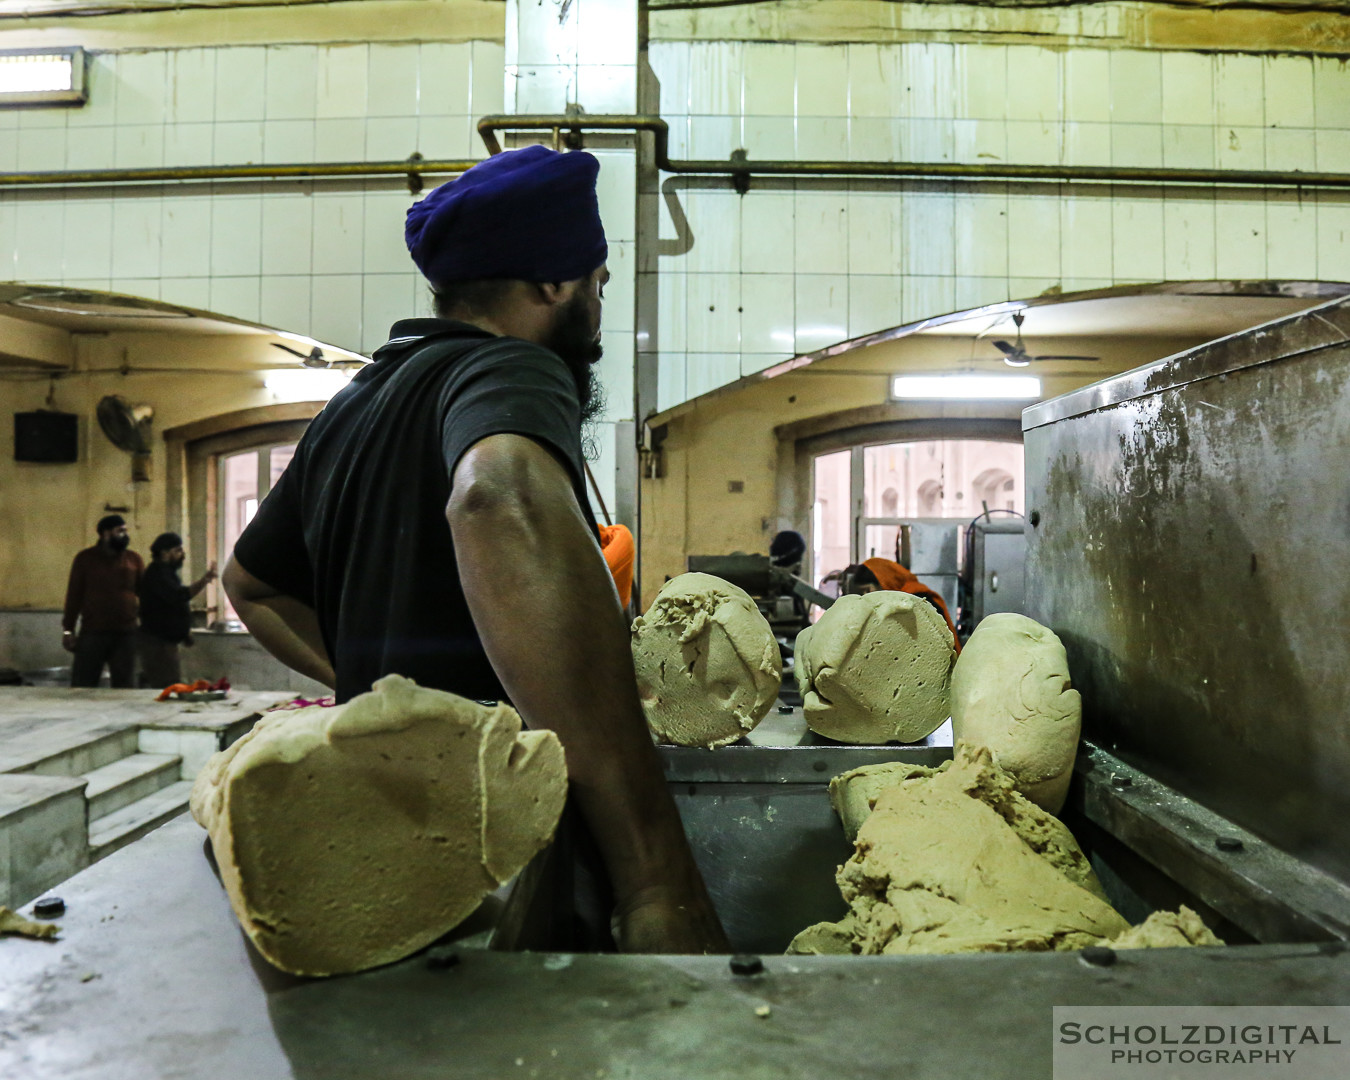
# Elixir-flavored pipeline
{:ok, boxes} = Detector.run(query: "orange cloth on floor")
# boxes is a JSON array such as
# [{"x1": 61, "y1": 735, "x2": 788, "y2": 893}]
[
  {"x1": 600, "y1": 524, "x2": 634, "y2": 609},
  {"x1": 862, "y1": 557, "x2": 960, "y2": 653}
]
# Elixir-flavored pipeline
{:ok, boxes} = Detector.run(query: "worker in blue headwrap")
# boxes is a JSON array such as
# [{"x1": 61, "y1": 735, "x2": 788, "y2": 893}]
[{"x1": 224, "y1": 146, "x2": 728, "y2": 955}]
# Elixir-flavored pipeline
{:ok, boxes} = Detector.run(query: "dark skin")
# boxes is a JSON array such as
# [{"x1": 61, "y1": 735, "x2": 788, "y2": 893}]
[{"x1": 224, "y1": 266, "x2": 729, "y2": 954}]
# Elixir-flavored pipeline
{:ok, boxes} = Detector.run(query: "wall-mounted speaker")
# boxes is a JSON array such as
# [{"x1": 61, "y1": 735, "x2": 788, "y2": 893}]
[{"x1": 14, "y1": 411, "x2": 78, "y2": 463}]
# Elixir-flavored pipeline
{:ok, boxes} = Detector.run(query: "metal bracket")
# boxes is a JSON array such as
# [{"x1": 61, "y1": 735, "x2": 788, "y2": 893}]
[
  {"x1": 730, "y1": 148, "x2": 751, "y2": 195},
  {"x1": 405, "y1": 152, "x2": 424, "y2": 195}
]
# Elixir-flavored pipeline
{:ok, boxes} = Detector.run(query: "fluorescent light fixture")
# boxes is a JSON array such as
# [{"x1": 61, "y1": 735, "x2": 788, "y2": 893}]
[
  {"x1": 890, "y1": 374, "x2": 1042, "y2": 400},
  {"x1": 264, "y1": 368, "x2": 353, "y2": 403},
  {"x1": 0, "y1": 48, "x2": 86, "y2": 107}
]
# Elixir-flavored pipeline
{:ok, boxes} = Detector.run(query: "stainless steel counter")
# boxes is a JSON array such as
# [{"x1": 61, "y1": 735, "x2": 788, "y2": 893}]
[{"x1": 4, "y1": 813, "x2": 1349, "y2": 1080}]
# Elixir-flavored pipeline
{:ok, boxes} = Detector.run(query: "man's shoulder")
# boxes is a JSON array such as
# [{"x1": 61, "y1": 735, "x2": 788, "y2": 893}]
[{"x1": 379, "y1": 319, "x2": 562, "y2": 371}]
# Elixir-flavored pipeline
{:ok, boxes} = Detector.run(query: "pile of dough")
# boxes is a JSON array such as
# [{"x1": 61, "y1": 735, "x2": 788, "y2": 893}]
[
  {"x1": 794, "y1": 591, "x2": 955, "y2": 744},
  {"x1": 828, "y1": 758, "x2": 1108, "y2": 901},
  {"x1": 951, "y1": 613, "x2": 1081, "y2": 813},
  {"x1": 190, "y1": 674, "x2": 567, "y2": 976},
  {"x1": 631, "y1": 572, "x2": 782, "y2": 749},
  {"x1": 1104, "y1": 907, "x2": 1222, "y2": 949},
  {"x1": 790, "y1": 743, "x2": 1224, "y2": 956}
]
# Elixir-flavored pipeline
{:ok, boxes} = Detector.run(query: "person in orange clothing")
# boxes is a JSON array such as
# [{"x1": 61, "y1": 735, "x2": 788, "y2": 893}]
[
  {"x1": 850, "y1": 557, "x2": 960, "y2": 652},
  {"x1": 599, "y1": 523, "x2": 634, "y2": 610}
]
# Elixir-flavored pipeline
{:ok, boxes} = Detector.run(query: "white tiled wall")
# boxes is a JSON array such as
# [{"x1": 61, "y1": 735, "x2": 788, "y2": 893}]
[
  {"x1": 649, "y1": 41, "x2": 1350, "y2": 411},
  {"x1": 0, "y1": 41, "x2": 504, "y2": 354}
]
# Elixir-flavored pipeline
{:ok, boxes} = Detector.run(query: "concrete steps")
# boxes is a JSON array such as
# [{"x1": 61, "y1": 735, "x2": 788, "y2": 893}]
[
  {"x1": 82, "y1": 752, "x2": 182, "y2": 820},
  {"x1": 19, "y1": 726, "x2": 140, "y2": 780},
  {"x1": 88, "y1": 780, "x2": 195, "y2": 861}
]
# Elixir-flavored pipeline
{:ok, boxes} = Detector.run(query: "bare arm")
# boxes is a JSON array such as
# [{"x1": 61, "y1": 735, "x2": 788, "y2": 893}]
[
  {"x1": 222, "y1": 557, "x2": 335, "y2": 689},
  {"x1": 449, "y1": 434, "x2": 728, "y2": 954},
  {"x1": 188, "y1": 561, "x2": 218, "y2": 599}
]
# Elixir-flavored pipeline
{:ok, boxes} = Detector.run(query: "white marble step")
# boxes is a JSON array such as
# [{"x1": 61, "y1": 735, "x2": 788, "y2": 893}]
[
  {"x1": 81, "y1": 752, "x2": 182, "y2": 820},
  {"x1": 17, "y1": 726, "x2": 141, "y2": 780},
  {"x1": 88, "y1": 780, "x2": 195, "y2": 862}
]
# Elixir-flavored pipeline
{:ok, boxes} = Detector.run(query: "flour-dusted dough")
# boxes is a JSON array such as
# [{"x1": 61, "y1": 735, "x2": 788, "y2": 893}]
[
  {"x1": 951, "y1": 613, "x2": 1082, "y2": 813},
  {"x1": 795, "y1": 591, "x2": 955, "y2": 744},
  {"x1": 1103, "y1": 907, "x2": 1222, "y2": 949},
  {"x1": 631, "y1": 573, "x2": 782, "y2": 749},
  {"x1": 828, "y1": 758, "x2": 1108, "y2": 901},
  {"x1": 789, "y1": 743, "x2": 1129, "y2": 955},
  {"x1": 190, "y1": 674, "x2": 567, "y2": 976},
  {"x1": 790, "y1": 743, "x2": 1223, "y2": 957}
]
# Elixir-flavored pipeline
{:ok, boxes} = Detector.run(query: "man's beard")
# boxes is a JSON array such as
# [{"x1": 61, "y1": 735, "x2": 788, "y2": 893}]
[
  {"x1": 545, "y1": 292, "x2": 605, "y2": 430},
  {"x1": 104, "y1": 535, "x2": 129, "y2": 552}
]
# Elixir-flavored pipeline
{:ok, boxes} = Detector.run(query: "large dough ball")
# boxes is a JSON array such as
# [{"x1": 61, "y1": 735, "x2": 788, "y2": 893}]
[
  {"x1": 631, "y1": 572, "x2": 782, "y2": 748},
  {"x1": 950, "y1": 612, "x2": 1081, "y2": 814},
  {"x1": 190, "y1": 674, "x2": 567, "y2": 976},
  {"x1": 795, "y1": 591, "x2": 955, "y2": 744}
]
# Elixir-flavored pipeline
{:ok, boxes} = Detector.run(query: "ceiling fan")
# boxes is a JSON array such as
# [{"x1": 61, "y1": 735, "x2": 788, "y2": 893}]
[
  {"x1": 270, "y1": 342, "x2": 367, "y2": 370},
  {"x1": 991, "y1": 312, "x2": 1101, "y2": 368}
]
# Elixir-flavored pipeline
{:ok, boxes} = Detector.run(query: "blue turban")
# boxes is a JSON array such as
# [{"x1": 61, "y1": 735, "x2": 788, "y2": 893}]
[{"x1": 405, "y1": 145, "x2": 608, "y2": 288}]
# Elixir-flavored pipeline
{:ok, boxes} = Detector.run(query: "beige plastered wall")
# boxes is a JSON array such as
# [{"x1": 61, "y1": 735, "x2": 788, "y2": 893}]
[
  {"x1": 0, "y1": 331, "x2": 298, "y2": 611},
  {"x1": 637, "y1": 332, "x2": 1207, "y2": 605}
]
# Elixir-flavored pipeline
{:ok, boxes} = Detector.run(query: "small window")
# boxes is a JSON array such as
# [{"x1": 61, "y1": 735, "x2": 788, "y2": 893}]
[
  {"x1": 218, "y1": 442, "x2": 298, "y2": 620},
  {"x1": 0, "y1": 48, "x2": 87, "y2": 107}
]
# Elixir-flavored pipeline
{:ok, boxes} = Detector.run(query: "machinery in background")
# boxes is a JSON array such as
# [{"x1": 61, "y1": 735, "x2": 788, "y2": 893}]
[
  {"x1": 957, "y1": 512, "x2": 1028, "y2": 639},
  {"x1": 889, "y1": 520, "x2": 961, "y2": 617},
  {"x1": 685, "y1": 554, "x2": 835, "y2": 641}
]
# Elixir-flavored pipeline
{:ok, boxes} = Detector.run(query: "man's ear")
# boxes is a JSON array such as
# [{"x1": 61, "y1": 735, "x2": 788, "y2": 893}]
[{"x1": 535, "y1": 281, "x2": 568, "y2": 306}]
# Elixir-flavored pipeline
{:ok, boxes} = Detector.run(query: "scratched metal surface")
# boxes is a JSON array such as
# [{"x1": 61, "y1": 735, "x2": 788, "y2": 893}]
[
  {"x1": 1023, "y1": 295, "x2": 1350, "y2": 883},
  {"x1": 4, "y1": 815, "x2": 1350, "y2": 1080}
]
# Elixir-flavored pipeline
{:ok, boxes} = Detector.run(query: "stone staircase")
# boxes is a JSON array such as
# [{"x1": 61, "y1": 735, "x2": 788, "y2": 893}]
[
  {"x1": 82, "y1": 753, "x2": 195, "y2": 861},
  {"x1": 0, "y1": 689, "x2": 290, "y2": 909},
  {"x1": 19, "y1": 724, "x2": 195, "y2": 865}
]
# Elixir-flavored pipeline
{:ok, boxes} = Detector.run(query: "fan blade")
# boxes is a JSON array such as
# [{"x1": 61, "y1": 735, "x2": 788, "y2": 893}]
[
  {"x1": 1029, "y1": 355, "x2": 1102, "y2": 362},
  {"x1": 271, "y1": 342, "x2": 309, "y2": 359},
  {"x1": 991, "y1": 340, "x2": 1018, "y2": 355}
]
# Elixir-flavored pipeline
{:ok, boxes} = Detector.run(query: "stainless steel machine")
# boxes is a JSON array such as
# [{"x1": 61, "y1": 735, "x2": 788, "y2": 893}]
[
  {"x1": 958, "y1": 515, "x2": 1028, "y2": 635},
  {"x1": 6, "y1": 299, "x2": 1350, "y2": 1077},
  {"x1": 1023, "y1": 293, "x2": 1350, "y2": 894}
]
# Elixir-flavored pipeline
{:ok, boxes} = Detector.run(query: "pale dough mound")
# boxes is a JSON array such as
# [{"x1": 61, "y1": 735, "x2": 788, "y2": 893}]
[
  {"x1": 1103, "y1": 907, "x2": 1222, "y2": 949},
  {"x1": 795, "y1": 591, "x2": 955, "y2": 744},
  {"x1": 631, "y1": 572, "x2": 782, "y2": 749},
  {"x1": 789, "y1": 743, "x2": 1129, "y2": 955},
  {"x1": 951, "y1": 612, "x2": 1082, "y2": 813},
  {"x1": 789, "y1": 744, "x2": 1224, "y2": 957},
  {"x1": 190, "y1": 674, "x2": 567, "y2": 976},
  {"x1": 828, "y1": 758, "x2": 1108, "y2": 901}
]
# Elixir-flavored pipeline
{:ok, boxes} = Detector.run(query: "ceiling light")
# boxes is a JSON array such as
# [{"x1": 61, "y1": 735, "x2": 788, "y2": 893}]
[
  {"x1": 264, "y1": 368, "x2": 353, "y2": 403},
  {"x1": 890, "y1": 374, "x2": 1042, "y2": 400},
  {"x1": 0, "y1": 49, "x2": 86, "y2": 107}
]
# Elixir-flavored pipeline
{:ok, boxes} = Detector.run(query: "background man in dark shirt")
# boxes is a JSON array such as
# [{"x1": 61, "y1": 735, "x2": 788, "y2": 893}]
[
  {"x1": 138, "y1": 531, "x2": 217, "y2": 688},
  {"x1": 63, "y1": 514, "x2": 143, "y2": 688},
  {"x1": 224, "y1": 146, "x2": 727, "y2": 955}
]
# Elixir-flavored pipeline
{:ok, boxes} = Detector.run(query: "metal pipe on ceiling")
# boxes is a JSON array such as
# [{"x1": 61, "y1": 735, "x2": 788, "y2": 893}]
[
  {"x1": 478, "y1": 113, "x2": 1350, "y2": 189},
  {"x1": 1, "y1": 113, "x2": 1346, "y2": 191},
  {"x1": 0, "y1": 155, "x2": 476, "y2": 190}
]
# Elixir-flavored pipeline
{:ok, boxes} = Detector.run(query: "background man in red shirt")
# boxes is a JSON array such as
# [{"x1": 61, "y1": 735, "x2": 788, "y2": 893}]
[{"x1": 62, "y1": 514, "x2": 144, "y2": 688}]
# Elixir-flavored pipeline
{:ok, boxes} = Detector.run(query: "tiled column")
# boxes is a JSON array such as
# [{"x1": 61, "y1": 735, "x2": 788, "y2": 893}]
[{"x1": 505, "y1": 0, "x2": 639, "y2": 563}]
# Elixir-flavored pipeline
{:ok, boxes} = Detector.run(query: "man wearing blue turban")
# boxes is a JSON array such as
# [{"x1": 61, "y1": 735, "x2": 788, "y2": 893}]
[{"x1": 224, "y1": 146, "x2": 727, "y2": 956}]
